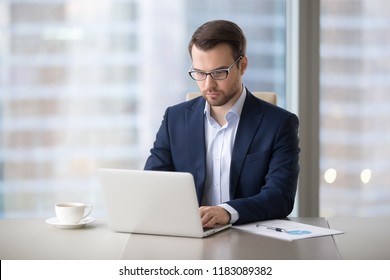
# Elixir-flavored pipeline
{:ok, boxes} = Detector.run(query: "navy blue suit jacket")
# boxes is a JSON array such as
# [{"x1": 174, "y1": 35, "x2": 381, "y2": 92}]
[{"x1": 144, "y1": 90, "x2": 300, "y2": 225}]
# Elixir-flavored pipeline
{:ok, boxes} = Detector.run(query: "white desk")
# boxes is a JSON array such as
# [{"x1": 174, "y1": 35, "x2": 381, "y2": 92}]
[
  {"x1": 2, "y1": 217, "x2": 389, "y2": 259},
  {"x1": 0, "y1": 218, "x2": 129, "y2": 260},
  {"x1": 0, "y1": 217, "x2": 340, "y2": 260},
  {"x1": 327, "y1": 217, "x2": 390, "y2": 260}
]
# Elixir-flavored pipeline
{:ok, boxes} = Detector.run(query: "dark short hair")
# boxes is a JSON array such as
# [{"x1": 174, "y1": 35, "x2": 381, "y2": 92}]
[{"x1": 188, "y1": 20, "x2": 247, "y2": 60}]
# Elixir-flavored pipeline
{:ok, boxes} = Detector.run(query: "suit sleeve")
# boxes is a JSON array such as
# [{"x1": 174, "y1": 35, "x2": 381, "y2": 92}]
[
  {"x1": 144, "y1": 107, "x2": 175, "y2": 171},
  {"x1": 227, "y1": 113, "x2": 300, "y2": 225}
]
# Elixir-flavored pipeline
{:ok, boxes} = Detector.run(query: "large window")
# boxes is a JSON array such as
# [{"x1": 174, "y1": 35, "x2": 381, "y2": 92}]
[
  {"x1": 0, "y1": 0, "x2": 287, "y2": 218},
  {"x1": 320, "y1": 0, "x2": 390, "y2": 216}
]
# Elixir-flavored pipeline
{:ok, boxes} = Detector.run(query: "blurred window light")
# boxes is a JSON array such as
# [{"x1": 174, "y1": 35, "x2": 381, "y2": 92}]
[
  {"x1": 324, "y1": 168, "x2": 337, "y2": 184},
  {"x1": 42, "y1": 27, "x2": 85, "y2": 41},
  {"x1": 360, "y1": 169, "x2": 372, "y2": 184}
]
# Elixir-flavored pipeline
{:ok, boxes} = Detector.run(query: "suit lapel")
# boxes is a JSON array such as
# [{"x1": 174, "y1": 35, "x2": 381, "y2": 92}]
[
  {"x1": 230, "y1": 93, "x2": 265, "y2": 197},
  {"x1": 185, "y1": 98, "x2": 207, "y2": 203}
]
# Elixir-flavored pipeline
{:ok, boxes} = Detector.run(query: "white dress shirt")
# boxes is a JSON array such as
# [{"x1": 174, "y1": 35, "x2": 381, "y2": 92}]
[{"x1": 201, "y1": 86, "x2": 246, "y2": 223}]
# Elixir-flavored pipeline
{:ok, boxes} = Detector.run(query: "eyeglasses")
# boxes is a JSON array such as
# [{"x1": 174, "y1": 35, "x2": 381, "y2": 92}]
[{"x1": 188, "y1": 56, "x2": 243, "y2": 81}]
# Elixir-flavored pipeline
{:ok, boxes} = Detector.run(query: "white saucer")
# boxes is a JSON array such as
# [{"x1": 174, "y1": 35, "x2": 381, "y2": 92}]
[{"x1": 45, "y1": 217, "x2": 95, "y2": 229}]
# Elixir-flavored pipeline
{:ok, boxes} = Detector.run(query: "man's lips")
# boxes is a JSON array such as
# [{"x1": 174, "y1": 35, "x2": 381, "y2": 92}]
[{"x1": 206, "y1": 92, "x2": 220, "y2": 98}]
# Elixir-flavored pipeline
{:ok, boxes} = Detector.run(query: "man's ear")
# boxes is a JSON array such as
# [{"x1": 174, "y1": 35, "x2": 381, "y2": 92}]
[{"x1": 240, "y1": 56, "x2": 248, "y2": 75}]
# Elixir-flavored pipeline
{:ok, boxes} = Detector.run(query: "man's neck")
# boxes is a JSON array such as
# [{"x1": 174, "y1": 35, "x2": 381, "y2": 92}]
[{"x1": 210, "y1": 107, "x2": 228, "y2": 126}]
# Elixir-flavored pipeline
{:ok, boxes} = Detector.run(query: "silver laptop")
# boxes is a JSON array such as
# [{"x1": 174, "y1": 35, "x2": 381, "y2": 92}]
[{"x1": 97, "y1": 168, "x2": 231, "y2": 238}]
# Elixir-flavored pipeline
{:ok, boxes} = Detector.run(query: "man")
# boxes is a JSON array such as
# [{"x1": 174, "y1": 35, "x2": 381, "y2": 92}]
[{"x1": 144, "y1": 20, "x2": 300, "y2": 226}]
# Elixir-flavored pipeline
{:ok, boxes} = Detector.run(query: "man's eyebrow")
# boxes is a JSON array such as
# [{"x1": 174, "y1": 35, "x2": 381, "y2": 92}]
[{"x1": 192, "y1": 65, "x2": 229, "y2": 72}]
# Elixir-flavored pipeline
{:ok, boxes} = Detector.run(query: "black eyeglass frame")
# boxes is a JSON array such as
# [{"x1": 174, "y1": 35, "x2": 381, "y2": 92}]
[{"x1": 188, "y1": 56, "x2": 243, "y2": 81}]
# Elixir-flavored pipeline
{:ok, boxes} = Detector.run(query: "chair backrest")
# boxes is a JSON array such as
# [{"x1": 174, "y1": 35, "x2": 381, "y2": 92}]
[{"x1": 186, "y1": 92, "x2": 277, "y2": 105}]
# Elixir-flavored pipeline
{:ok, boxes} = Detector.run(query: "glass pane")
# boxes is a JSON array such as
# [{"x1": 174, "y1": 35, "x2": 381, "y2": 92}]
[
  {"x1": 320, "y1": 0, "x2": 390, "y2": 216},
  {"x1": 0, "y1": 0, "x2": 286, "y2": 218}
]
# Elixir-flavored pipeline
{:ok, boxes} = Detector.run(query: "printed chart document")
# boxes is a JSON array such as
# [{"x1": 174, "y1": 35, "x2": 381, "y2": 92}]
[{"x1": 232, "y1": 219, "x2": 343, "y2": 241}]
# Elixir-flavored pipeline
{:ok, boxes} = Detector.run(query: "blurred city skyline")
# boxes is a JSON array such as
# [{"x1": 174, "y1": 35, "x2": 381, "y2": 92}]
[{"x1": 1, "y1": 0, "x2": 389, "y2": 218}]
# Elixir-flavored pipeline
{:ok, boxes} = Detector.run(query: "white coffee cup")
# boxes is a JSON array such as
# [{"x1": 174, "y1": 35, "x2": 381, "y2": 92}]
[{"x1": 55, "y1": 202, "x2": 93, "y2": 224}]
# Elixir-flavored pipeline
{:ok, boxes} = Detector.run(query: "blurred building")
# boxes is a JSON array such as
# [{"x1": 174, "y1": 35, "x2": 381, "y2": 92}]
[
  {"x1": 0, "y1": 0, "x2": 286, "y2": 218},
  {"x1": 2, "y1": 0, "x2": 388, "y2": 219},
  {"x1": 320, "y1": 0, "x2": 390, "y2": 216}
]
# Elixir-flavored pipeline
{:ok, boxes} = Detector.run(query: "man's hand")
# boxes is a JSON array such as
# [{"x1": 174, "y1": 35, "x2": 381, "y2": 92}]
[{"x1": 199, "y1": 206, "x2": 231, "y2": 227}]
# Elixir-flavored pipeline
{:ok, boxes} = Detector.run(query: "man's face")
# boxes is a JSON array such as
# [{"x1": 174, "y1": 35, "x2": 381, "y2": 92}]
[{"x1": 190, "y1": 44, "x2": 247, "y2": 109}]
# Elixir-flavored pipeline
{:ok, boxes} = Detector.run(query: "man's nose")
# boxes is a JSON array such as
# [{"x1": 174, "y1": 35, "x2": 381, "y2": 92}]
[{"x1": 204, "y1": 74, "x2": 216, "y2": 88}]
